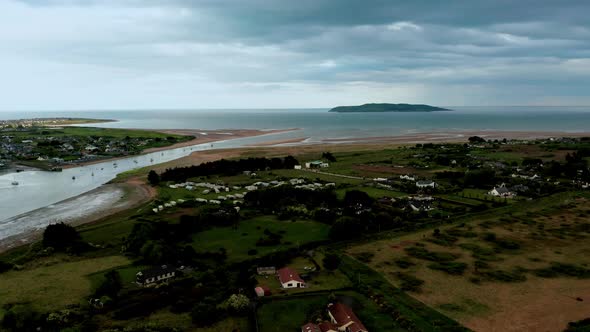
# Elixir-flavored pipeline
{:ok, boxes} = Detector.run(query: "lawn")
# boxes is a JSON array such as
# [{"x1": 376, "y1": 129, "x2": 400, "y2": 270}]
[
  {"x1": 335, "y1": 185, "x2": 406, "y2": 199},
  {"x1": 190, "y1": 215, "x2": 331, "y2": 262},
  {"x1": 255, "y1": 254, "x2": 352, "y2": 294},
  {"x1": 257, "y1": 290, "x2": 406, "y2": 332},
  {"x1": 0, "y1": 255, "x2": 131, "y2": 312}
]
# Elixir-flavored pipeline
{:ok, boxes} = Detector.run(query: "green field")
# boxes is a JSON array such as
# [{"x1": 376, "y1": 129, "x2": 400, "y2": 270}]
[
  {"x1": 0, "y1": 256, "x2": 130, "y2": 311},
  {"x1": 191, "y1": 215, "x2": 330, "y2": 262},
  {"x1": 4, "y1": 126, "x2": 188, "y2": 140}
]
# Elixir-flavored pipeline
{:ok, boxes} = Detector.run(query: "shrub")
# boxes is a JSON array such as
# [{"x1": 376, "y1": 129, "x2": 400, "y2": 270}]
[
  {"x1": 428, "y1": 262, "x2": 468, "y2": 275},
  {"x1": 352, "y1": 251, "x2": 375, "y2": 263},
  {"x1": 42, "y1": 222, "x2": 84, "y2": 252},
  {"x1": 395, "y1": 272, "x2": 424, "y2": 292},
  {"x1": 394, "y1": 257, "x2": 415, "y2": 269},
  {"x1": 482, "y1": 269, "x2": 526, "y2": 282},
  {"x1": 405, "y1": 246, "x2": 459, "y2": 262}
]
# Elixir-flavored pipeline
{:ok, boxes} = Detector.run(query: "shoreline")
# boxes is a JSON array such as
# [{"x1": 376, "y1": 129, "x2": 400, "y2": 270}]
[
  {"x1": 60, "y1": 128, "x2": 296, "y2": 169},
  {"x1": 2, "y1": 128, "x2": 589, "y2": 253}
]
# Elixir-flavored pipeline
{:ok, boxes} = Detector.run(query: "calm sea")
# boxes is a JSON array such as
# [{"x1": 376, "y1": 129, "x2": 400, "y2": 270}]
[{"x1": 2, "y1": 106, "x2": 590, "y2": 142}]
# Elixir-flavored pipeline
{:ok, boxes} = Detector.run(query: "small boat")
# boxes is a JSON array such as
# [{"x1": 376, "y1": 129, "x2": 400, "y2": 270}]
[
  {"x1": 91, "y1": 172, "x2": 94, "y2": 176},
  {"x1": 72, "y1": 176, "x2": 76, "y2": 180},
  {"x1": 16, "y1": 168, "x2": 24, "y2": 173},
  {"x1": 134, "y1": 160, "x2": 138, "y2": 164},
  {"x1": 11, "y1": 181, "x2": 18, "y2": 186},
  {"x1": 100, "y1": 168, "x2": 104, "y2": 170},
  {"x1": 150, "y1": 158, "x2": 154, "y2": 162}
]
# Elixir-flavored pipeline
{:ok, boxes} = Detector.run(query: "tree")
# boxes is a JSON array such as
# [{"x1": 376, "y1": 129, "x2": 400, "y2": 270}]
[
  {"x1": 94, "y1": 270, "x2": 122, "y2": 298},
  {"x1": 42, "y1": 223, "x2": 82, "y2": 251},
  {"x1": 191, "y1": 302, "x2": 222, "y2": 326},
  {"x1": 147, "y1": 170, "x2": 160, "y2": 186},
  {"x1": 322, "y1": 152, "x2": 337, "y2": 162},
  {"x1": 222, "y1": 294, "x2": 250, "y2": 314},
  {"x1": 322, "y1": 252, "x2": 341, "y2": 271}
]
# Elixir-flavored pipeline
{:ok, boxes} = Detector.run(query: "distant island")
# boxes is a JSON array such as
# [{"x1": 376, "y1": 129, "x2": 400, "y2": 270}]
[{"x1": 329, "y1": 103, "x2": 452, "y2": 113}]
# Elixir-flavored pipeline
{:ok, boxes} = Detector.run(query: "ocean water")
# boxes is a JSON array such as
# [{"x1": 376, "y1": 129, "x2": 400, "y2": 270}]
[{"x1": 2, "y1": 106, "x2": 590, "y2": 142}]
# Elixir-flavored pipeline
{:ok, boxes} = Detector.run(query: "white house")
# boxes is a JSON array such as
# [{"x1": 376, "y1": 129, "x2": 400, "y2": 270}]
[
  {"x1": 416, "y1": 180, "x2": 436, "y2": 188},
  {"x1": 400, "y1": 174, "x2": 416, "y2": 181},
  {"x1": 488, "y1": 185, "x2": 514, "y2": 197},
  {"x1": 278, "y1": 267, "x2": 306, "y2": 288}
]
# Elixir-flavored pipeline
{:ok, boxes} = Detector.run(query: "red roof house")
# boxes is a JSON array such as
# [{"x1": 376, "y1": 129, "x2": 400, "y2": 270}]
[
  {"x1": 327, "y1": 302, "x2": 368, "y2": 332},
  {"x1": 277, "y1": 267, "x2": 306, "y2": 288}
]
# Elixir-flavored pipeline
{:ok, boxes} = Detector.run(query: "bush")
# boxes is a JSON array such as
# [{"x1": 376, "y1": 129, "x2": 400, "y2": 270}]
[
  {"x1": 395, "y1": 272, "x2": 424, "y2": 292},
  {"x1": 352, "y1": 251, "x2": 375, "y2": 263},
  {"x1": 405, "y1": 246, "x2": 459, "y2": 262},
  {"x1": 147, "y1": 170, "x2": 160, "y2": 186},
  {"x1": 428, "y1": 262, "x2": 468, "y2": 275},
  {"x1": 322, "y1": 252, "x2": 341, "y2": 271},
  {"x1": 482, "y1": 269, "x2": 526, "y2": 282},
  {"x1": 0, "y1": 260, "x2": 13, "y2": 273},
  {"x1": 394, "y1": 257, "x2": 415, "y2": 269},
  {"x1": 534, "y1": 262, "x2": 590, "y2": 279}
]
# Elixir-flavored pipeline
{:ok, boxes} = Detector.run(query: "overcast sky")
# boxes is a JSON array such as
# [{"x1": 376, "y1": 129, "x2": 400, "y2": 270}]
[{"x1": 1, "y1": 0, "x2": 590, "y2": 110}]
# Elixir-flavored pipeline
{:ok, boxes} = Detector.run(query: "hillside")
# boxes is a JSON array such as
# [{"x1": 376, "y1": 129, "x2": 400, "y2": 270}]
[{"x1": 329, "y1": 103, "x2": 452, "y2": 113}]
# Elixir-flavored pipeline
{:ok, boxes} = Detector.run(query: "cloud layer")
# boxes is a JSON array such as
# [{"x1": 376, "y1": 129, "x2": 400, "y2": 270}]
[{"x1": 2, "y1": 0, "x2": 590, "y2": 110}]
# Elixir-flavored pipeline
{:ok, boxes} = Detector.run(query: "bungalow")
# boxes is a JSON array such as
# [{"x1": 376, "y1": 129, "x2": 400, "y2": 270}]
[
  {"x1": 416, "y1": 180, "x2": 436, "y2": 188},
  {"x1": 277, "y1": 267, "x2": 306, "y2": 288},
  {"x1": 305, "y1": 160, "x2": 329, "y2": 169},
  {"x1": 327, "y1": 302, "x2": 368, "y2": 332},
  {"x1": 488, "y1": 185, "x2": 514, "y2": 197},
  {"x1": 136, "y1": 265, "x2": 177, "y2": 286},
  {"x1": 400, "y1": 174, "x2": 415, "y2": 181}
]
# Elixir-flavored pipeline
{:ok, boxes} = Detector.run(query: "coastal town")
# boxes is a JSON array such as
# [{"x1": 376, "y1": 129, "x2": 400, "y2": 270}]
[{"x1": 0, "y1": 121, "x2": 193, "y2": 171}]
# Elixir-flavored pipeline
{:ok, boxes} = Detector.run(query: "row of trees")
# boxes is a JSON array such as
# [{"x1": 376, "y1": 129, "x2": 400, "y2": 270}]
[{"x1": 160, "y1": 156, "x2": 299, "y2": 182}]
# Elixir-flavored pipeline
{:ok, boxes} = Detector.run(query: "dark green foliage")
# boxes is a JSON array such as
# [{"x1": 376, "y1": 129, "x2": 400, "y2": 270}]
[
  {"x1": 343, "y1": 190, "x2": 374, "y2": 208},
  {"x1": 394, "y1": 257, "x2": 415, "y2": 269},
  {"x1": 464, "y1": 169, "x2": 497, "y2": 187},
  {"x1": 0, "y1": 260, "x2": 13, "y2": 273},
  {"x1": 564, "y1": 318, "x2": 590, "y2": 332},
  {"x1": 428, "y1": 262, "x2": 468, "y2": 275},
  {"x1": 1, "y1": 304, "x2": 40, "y2": 332},
  {"x1": 147, "y1": 170, "x2": 160, "y2": 186},
  {"x1": 428, "y1": 231, "x2": 458, "y2": 247},
  {"x1": 468, "y1": 136, "x2": 486, "y2": 143},
  {"x1": 322, "y1": 152, "x2": 337, "y2": 162},
  {"x1": 352, "y1": 251, "x2": 375, "y2": 263},
  {"x1": 534, "y1": 262, "x2": 590, "y2": 279},
  {"x1": 481, "y1": 269, "x2": 527, "y2": 282},
  {"x1": 42, "y1": 222, "x2": 83, "y2": 251},
  {"x1": 94, "y1": 270, "x2": 122, "y2": 298},
  {"x1": 405, "y1": 246, "x2": 459, "y2": 262},
  {"x1": 459, "y1": 243, "x2": 499, "y2": 261},
  {"x1": 395, "y1": 272, "x2": 424, "y2": 292},
  {"x1": 322, "y1": 252, "x2": 341, "y2": 270},
  {"x1": 329, "y1": 216, "x2": 364, "y2": 240},
  {"x1": 161, "y1": 156, "x2": 299, "y2": 182},
  {"x1": 191, "y1": 301, "x2": 223, "y2": 326},
  {"x1": 446, "y1": 227, "x2": 478, "y2": 238}
]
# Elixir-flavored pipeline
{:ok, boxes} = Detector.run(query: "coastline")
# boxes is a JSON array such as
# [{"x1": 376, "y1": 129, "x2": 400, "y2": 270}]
[
  {"x1": 60, "y1": 128, "x2": 296, "y2": 169},
  {"x1": 2, "y1": 128, "x2": 589, "y2": 253}
]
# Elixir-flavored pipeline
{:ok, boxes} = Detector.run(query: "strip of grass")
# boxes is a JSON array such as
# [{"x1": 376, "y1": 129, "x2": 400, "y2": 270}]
[{"x1": 340, "y1": 255, "x2": 469, "y2": 331}]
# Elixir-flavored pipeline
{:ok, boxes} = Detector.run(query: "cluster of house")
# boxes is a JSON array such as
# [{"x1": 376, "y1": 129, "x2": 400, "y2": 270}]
[
  {"x1": 1, "y1": 133, "x2": 156, "y2": 165},
  {"x1": 301, "y1": 302, "x2": 368, "y2": 332},
  {"x1": 293, "y1": 160, "x2": 330, "y2": 170},
  {"x1": 488, "y1": 183, "x2": 530, "y2": 198}
]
